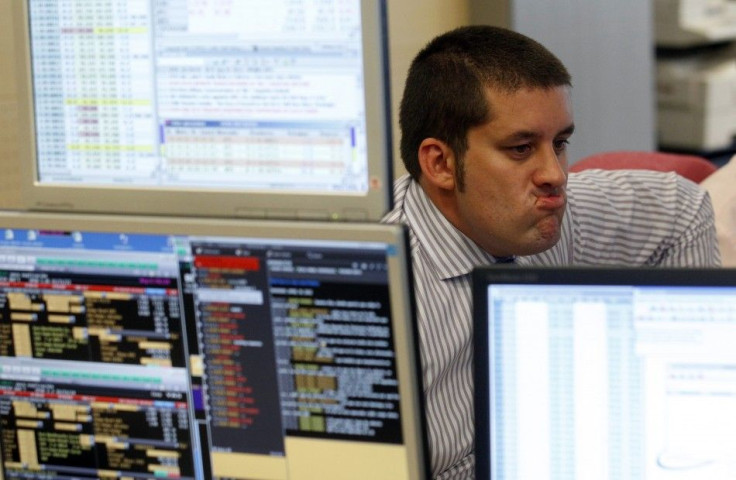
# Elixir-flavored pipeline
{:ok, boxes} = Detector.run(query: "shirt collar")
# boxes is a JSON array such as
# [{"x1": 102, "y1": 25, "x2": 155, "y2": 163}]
[{"x1": 404, "y1": 179, "x2": 500, "y2": 280}]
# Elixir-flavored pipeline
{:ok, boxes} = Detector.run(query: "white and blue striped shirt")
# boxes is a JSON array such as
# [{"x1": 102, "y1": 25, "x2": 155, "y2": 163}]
[{"x1": 383, "y1": 169, "x2": 720, "y2": 479}]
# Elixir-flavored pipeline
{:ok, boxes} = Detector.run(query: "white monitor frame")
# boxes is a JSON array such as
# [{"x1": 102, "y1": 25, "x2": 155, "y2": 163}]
[
  {"x1": 13, "y1": 0, "x2": 393, "y2": 221},
  {"x1": 0, "y1": 209, "x2": 427, "y2": 480}
]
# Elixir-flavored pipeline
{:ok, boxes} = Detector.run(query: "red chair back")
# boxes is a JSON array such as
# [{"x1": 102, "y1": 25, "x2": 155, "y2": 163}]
[{"x1": 569, "y1": 151, "x2": 717, "y2": 183}]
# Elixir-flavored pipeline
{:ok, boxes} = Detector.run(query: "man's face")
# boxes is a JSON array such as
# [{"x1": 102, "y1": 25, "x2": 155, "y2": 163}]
[{"x1": 452, "y1": 85, "x2": 574, "y2": 257}]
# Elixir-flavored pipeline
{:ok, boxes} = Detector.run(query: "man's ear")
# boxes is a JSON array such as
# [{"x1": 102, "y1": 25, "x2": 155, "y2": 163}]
[{"x1": 417, "y1": 138, "x2": 457, "y2": 191}]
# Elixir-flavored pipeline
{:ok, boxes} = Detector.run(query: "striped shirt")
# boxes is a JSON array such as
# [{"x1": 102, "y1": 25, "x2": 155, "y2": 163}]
[{"x1": 382, "y1": 169, "x2": 720, "y2": 479}]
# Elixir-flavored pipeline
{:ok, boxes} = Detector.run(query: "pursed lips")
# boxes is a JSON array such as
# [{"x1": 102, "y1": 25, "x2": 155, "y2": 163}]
[{"x1": 535, "y1": 190, "x2": 566, "y2": 210}]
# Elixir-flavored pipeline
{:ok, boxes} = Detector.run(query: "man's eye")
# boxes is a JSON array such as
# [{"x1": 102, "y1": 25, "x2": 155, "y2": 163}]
[
  {"x1": 510, "y1": 145, "x2": 531, "y2": 155},
  {"x1": 554, "y1": 139, "x2": 570, "y2": 152}
]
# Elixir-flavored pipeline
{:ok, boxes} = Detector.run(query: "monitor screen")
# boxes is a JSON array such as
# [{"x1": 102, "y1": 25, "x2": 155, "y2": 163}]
[
  {"x1": 0, "y1": 210, "x2": 427, "y2": 480},
  {"x1": 12, "y1": 0, "x2": 392, "y2": 221},
  {"x1": 473, "y1": 266, "x2": 736, "y2": 480}
]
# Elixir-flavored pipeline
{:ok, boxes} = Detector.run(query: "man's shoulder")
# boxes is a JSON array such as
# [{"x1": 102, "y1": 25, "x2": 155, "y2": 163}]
[
  {"x1": 567, "y1": 168, "x2": 696, "y2": 201},
  {"x1": 566, "y1": 167, "x2": 708, "y2": 229},
  {"x1": 568, "y1": 167, "x2": 681, "y2": 186}
]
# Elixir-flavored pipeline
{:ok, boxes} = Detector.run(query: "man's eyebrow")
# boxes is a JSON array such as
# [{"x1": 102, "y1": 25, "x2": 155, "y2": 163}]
[
  {"x1": 504, "y1": 130, "x2": 539, "y2": 143},
  {"x1": 503, "y1": 123, "x2": 575, "y2": 143},
  {"x1": 558, "y1": 124, "x2": 575, "y2": 137}
]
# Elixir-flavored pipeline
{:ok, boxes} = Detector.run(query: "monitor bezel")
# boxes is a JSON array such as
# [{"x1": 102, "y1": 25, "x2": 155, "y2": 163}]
[
  {"x1": 12, "y1": 0, "x2": 393, "y2": 221},
  {"x1": 0, "y1": 209, "x2": 428, "y2": 480},
  {"x1": 472, "y1": 265, "x2": 736, "y2": 480}
]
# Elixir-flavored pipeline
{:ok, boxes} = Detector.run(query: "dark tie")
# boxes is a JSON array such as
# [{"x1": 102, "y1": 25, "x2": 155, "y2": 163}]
[{"x1": 494, "y1": 256, "x2": 516, "y2": 264}]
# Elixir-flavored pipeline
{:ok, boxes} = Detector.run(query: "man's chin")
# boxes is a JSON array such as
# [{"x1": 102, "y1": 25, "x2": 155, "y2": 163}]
[
  {"x1": 515, "y1": 236, "x2": 561, "y2": 257},
  {"x1": 518, "y1": 222, "x2": 562, "y2": 256}
]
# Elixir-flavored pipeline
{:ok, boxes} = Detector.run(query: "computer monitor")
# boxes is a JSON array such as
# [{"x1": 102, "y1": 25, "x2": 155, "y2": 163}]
[
  {"x1": 473, "y1": 265, "x2": 736, "y2": 480},
  {"x1": 12, "y1": 0, "x2": 392, "y2": 221},
  {"x1": 0, "y1": 210, "x2": 427, "y2": 480}
]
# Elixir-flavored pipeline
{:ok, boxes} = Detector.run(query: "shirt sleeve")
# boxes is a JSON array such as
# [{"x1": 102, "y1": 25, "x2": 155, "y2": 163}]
[{"x1": 566, "y1": 169, "x2": 721, "y2": 267}]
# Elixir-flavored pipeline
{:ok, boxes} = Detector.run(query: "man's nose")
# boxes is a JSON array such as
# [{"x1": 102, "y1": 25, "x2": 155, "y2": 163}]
[{"x1": 534, "y1": 146, "x2": 567, "y2": 187}]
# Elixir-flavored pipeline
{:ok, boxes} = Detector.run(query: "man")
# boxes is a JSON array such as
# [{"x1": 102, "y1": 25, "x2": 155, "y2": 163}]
[
  {"x1": 383, "y1": 25, "x2": 720, "y2": 479},
  {"x1": 701, "y1": 154, "x2": 736, "y2": 266}
]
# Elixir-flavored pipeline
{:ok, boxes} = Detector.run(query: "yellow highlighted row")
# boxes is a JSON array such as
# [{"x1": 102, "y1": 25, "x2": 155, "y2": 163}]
[
  {"x1": 94, "y1": 27, "x2": 148, "y2": 35},
  {"x1": 65, "y1": 98, "x2": 150, "y2": 106},
  {"x1": 68, "y1": 144, "x2": 154, "y2": 152}
]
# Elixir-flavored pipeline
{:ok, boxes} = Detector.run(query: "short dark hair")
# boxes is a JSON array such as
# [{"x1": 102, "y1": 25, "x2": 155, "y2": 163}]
[{"x1": 399, "y1": 25, "x2": 572, "y2": 183}]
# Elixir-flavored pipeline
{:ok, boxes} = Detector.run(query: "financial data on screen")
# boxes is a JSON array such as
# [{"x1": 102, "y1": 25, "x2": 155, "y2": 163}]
[
  {"x1": 14, "y1": 1, "x2": 393, "y2": 219},
  {"x1": 485, "y1": 283, "x2": 736, "y2": 480}
]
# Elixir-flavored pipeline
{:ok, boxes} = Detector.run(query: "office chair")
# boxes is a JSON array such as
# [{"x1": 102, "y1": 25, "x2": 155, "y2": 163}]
[{"x1": 569, "y1": 150, "x2": 718, "y2": 184}]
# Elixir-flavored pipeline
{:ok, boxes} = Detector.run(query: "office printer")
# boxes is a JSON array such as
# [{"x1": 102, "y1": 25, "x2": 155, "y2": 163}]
[
  {"x1": 654, "y1": 0, "x2": 736, "y2": 47},
  {"x1": 657, "y1": 43, "x2": 736, "y2": 151},
  {"x1": 655, "y1": 0, "x2": 736, "y2": 151}
]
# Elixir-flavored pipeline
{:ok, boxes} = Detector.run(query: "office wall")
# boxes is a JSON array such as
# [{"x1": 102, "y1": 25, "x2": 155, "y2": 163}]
[
  {"x1": 0, "y1": 0, "x2": 20, "y2": 209},
  {"x1": 469, "y1": 0, "x2": 657, "y2": 163}
]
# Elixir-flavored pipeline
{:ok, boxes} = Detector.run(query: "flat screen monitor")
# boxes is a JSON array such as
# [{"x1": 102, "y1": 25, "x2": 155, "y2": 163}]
[
  {"x1": 12, "y1": 0, "x2": 392, "y2": 221},
  {"x1": 473, "y1": 265, "x2": 736, "y2": 480},
  {"x1": 0, "y1": 210, "x2": 427, "y2": 480}
]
